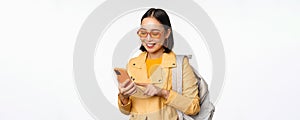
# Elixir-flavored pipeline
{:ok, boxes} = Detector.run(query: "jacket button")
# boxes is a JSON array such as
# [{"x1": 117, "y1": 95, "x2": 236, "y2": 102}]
[
  {"x1": 172, "y1": 63, "x2": 175, "y2": 65},
  {"x1": 158, "y1": 79, "x2": 161, "y2": 82},
  {"x1": 133, "y1": 63, "x2": 136, "y2": 66},
  {"x1": 132, "y1": 78, "x2": 135, "y2": 81}
]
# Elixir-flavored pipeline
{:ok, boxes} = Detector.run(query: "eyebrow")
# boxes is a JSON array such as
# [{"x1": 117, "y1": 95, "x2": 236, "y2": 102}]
[
  {"x1": 151, "y1": 29, "x2": 161, "y2": 31},
  {"x1": 139, "y1": 28, "x2": 161, "y2": 31}
]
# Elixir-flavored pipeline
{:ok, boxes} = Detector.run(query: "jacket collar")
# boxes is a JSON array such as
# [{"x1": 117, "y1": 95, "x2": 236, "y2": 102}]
[{"x1": 133, "y1": 51, "x2": 177, "y2": 68}]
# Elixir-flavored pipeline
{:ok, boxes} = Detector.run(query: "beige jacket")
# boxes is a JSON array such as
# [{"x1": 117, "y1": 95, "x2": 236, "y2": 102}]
[{"x1": 118, "y1": 51, "x2": 200, "y2": 120}]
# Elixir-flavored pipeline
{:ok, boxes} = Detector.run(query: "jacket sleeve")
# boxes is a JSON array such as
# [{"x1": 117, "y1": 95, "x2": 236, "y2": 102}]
[
  {"x1": 117, "y1": 94, "x2": 132, "y2": 115},
  {"x1": 164, "y1": 57, "x2": 200, "y2": 115},
  {"x1": 117, "y1": 62, "x2": 132, "y2": 115}
]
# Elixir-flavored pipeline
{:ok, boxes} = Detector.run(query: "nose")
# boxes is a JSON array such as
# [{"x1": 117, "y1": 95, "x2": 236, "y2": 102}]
[{"x1": 146, "y1": 34, "x2": 152, "y2": 41}]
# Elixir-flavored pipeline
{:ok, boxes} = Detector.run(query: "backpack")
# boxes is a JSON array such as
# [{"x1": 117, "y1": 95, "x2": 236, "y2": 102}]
[{"x1": 172, "y1": 55, "x2": 215, "y2": 120}]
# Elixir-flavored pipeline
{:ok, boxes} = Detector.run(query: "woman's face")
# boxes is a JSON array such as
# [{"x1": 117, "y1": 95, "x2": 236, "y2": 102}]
[{"x1": 139, "y1": 17, "x2": 170, "y2": 54}]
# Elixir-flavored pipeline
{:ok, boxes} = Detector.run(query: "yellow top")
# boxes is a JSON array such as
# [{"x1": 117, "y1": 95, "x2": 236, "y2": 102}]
[{"x1": 146, "y1": 56, "x2": 162, "y2": 78}]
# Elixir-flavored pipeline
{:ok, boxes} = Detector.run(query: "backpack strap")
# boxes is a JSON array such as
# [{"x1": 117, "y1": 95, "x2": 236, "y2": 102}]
[
  {"x1": 172, "y1": 55, "x2": 185, "y2": 94},
  {"x1": 172, "y1": 55, "x2": 190, "y2": 120},
  {"x1": 172, "y1": 55, "x2": 192, "y2": 93}
]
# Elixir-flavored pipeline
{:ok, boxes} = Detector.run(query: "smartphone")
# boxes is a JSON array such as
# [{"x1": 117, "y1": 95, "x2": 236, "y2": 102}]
[{"x1": 113, "y1": 68, "x2": 130, "y2": 83}]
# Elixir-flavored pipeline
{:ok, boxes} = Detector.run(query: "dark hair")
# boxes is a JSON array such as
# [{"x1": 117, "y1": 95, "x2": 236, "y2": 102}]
[{"x1": 139, "y1": 8, "x2": 174, "y2": 53}]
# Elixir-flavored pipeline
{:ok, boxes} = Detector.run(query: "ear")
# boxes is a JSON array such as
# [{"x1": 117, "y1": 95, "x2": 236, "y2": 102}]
[{"x1": 165, "y1": 28, "x2": 171, "y2": 39}]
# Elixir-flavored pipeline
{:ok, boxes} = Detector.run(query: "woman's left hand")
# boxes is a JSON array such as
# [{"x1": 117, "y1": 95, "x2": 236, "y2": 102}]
[{"x1": 136, "y1": 83, "x2": 169, "y2": 99}]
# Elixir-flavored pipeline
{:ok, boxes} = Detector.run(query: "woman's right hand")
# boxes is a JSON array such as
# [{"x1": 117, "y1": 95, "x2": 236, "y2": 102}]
[{"x1": 118, "y1": 79, "x2": 137, "y2": 100}]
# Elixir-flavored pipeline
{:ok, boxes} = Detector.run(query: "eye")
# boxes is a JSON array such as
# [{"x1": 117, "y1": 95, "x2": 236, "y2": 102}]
[
  {"x1": 138, "y1": 30, "x2": 147, "y2": 36},
  {"x1": 151, "y1": 31, "x2": 160, "y2": 37}
]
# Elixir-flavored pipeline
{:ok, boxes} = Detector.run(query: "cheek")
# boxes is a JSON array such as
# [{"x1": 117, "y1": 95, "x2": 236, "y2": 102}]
[
  {"x1": 157, "y1": 37, "x2": 165, "y2": 45},
  {"x1": 142, "y1": 42, "x2": 148, "y2": 46},
  {"x1": 160, "y1": 34, "x2": 167, "y2": 42},
  {"x1": 155, "y1": 43, "x2": 163, "y2": 49}
]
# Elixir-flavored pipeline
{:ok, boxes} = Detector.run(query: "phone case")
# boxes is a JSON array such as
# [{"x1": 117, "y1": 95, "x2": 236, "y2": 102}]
[
  {"x1": 113, "y1": 68, "x2": 150, "y2": 98},
  {"x1": 113, "y1": 68, "x2": 130, "y2": 83}
]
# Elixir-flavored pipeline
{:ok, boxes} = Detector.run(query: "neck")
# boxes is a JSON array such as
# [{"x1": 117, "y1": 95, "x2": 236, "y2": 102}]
[{"x1": 147, "y1": 48, "x2": 164, "y2": 59}]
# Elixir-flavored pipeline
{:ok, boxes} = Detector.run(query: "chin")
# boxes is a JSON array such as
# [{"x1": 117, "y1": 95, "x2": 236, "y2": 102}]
[
  {"x1": 145, "y1": 48, "x2": 155, "y2": 53},
  {"x1": 147, "y1": 50, "x2": 157, "y2": 53}
]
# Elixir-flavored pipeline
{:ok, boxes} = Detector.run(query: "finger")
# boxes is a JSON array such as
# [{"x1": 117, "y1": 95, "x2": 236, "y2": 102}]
[
  {"x1": 129, "y1": 84, "x2": 137, "y2": 95},
  {"x1": 118, "y1": 85, "x2": 122, "y2": 90},
  {"x1": 118, "y1": 86, "x2": 122, "y2": 93},
  {"x1": 143, "y1": 86, "x2": 150, "y2": 95},
  {"x1": 119, "y1": 87, "x2": 125, "y2": 94},
  {"x1": 149, "y1": 89, "x2": 156, "y2": 96},
  {"x1": 144, "y1": 84, "x2": 155, "y2": 95},
  {"x1": 119, "y1": 85, "x2": 129, "y2": 94},
  {"x1": 121, "y1": 79, "x2": 131, "y2": 87},
  {"x1": 118, "y1": 83, "x2": 126, "y2": 89},
  {"x1": 119, "y1": 85, "x2": 126, "y2": 94},
  {"x1": 146, "y1": 89, "x2": 152, "y2": 96},
  {"x1": 123, "y1": 81, "x2": 135, "y2": 93},
  {"x1": 129, "y1": 88, "x2": 137, "y2": 95},
  {"x1": 147, "y1": 87, "x2": 156, "y2": 96},
  {"x1": 124, "y1": 85, "x2": 136, "y2": 95}
]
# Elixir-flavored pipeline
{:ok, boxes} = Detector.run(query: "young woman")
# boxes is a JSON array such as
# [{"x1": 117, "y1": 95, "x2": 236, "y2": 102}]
[{"x1": 117, "y1": 8, "x2": 200, "y2": 120}]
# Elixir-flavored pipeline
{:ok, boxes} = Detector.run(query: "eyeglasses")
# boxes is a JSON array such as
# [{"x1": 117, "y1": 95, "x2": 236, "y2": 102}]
[{"x1": 137, "y1": 28, "x2": 164, "y2": 39}]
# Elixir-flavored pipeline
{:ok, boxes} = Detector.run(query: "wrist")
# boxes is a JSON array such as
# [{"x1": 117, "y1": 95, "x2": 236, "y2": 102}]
[
  {"x1": 118, "y1": 93, "x2": 129, "y2": 105},
  {"x1": 119, "y1": 92, "x2": 129, "y2": 99},
  {"x1": 160, "y1": 89, "x2": 170, "y2": 99}
]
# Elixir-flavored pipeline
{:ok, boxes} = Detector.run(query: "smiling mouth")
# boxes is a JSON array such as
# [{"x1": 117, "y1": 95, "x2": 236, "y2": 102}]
[{"x1": 146, "y1": 43, "x2": 156, "y2": 48}]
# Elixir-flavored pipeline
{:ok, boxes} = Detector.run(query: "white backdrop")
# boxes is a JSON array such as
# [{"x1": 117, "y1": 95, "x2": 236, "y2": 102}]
[{"x1": 0, "y1": 0, "x2": 299, "y2": 120}]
